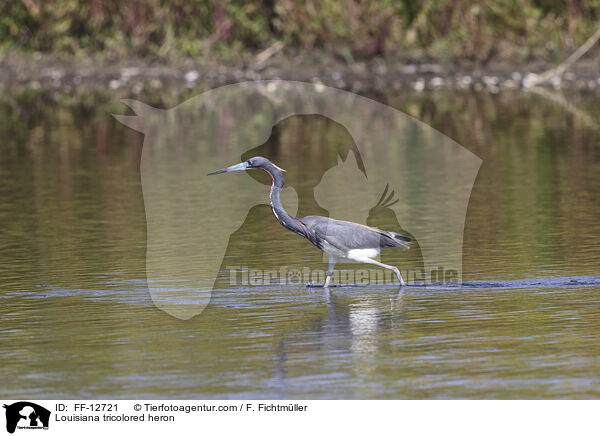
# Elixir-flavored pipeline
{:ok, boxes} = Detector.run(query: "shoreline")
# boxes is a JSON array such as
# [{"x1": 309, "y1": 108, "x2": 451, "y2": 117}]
[{"x1": 2, "y1": 52, "x2": 600, "y2": 94}]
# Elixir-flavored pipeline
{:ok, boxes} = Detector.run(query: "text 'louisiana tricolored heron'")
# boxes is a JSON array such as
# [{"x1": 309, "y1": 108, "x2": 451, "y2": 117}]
[{"x1": 208, "y1": 157, "x2": 411, "y2": 286}]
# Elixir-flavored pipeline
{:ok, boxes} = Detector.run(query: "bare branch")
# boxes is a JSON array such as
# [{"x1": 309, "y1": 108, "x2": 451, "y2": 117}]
[{"x1": 532, "y1": 26, "x2": 600, "y2": 86}]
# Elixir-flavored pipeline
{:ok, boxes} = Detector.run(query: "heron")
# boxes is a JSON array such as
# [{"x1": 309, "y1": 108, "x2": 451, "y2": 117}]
[{"x1": 208, "y1": 156, "x2": 411, "y2": 286}]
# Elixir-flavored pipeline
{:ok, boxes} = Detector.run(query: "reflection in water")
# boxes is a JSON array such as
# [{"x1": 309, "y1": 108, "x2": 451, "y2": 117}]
[{"x1": 0, "y1": 88, "x2": 599, "y2": 398}]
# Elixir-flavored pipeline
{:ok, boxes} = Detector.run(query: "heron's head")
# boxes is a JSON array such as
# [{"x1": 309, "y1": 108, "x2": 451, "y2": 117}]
[{"x1": 207, "y1": 156, "x2": 286, "y2": 175}]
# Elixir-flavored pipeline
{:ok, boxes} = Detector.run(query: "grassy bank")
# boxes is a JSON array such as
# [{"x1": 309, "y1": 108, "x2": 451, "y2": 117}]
[{"x1": 2, "y1": 0, "x2": 600, "y2": 63}]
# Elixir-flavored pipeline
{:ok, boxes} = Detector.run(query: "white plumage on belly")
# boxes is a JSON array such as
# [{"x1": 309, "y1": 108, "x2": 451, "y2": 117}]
[{"x1": 347, "y1": 248, "x2": 380, "y2": 261}]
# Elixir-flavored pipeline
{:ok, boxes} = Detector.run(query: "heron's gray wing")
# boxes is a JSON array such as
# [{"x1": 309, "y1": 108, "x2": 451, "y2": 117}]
[{"x1": 300, "y1": 216, "x2": 410, "y2": 251}]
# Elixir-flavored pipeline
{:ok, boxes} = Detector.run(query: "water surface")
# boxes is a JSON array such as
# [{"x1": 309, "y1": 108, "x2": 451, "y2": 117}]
[{"x1": 1, "y1": 88, "x2": 599, "y2": 398}]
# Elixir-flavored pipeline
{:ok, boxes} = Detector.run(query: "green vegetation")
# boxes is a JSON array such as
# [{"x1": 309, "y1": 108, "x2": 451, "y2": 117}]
[{"x1": 1, "y1": 0, "x2": 600, "y2": 62}]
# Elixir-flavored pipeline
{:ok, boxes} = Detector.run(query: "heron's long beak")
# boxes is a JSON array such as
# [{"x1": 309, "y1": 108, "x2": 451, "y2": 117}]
[{"x1": 207, "y1": 162, "x2": 249, "y2": 175}]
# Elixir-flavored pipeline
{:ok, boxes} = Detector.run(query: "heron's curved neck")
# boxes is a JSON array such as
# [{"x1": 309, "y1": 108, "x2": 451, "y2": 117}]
[{"x1": 264, "y1": 164, "x2": 303, "y2": 234}]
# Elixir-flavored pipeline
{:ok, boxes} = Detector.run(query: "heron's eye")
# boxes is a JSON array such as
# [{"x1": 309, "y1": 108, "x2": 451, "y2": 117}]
[{"x1": 246, "y1": 160, "x2": 252, "y2": 166}]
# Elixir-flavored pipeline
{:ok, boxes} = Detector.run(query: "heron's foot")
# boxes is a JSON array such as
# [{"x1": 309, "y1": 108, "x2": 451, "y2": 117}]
[
  {"x1": 305, "y1": 283, "x2": 339, "y2": 288},
  {"x1": 306, "y1": 283, "x2": 324, "y2": 288},
  {"x1": 306, "y1": 280, "x2": 336, "y2": 288}
]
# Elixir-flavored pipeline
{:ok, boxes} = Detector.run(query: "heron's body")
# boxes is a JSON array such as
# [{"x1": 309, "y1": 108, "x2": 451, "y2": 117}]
[{"x1": 209, "y1": 156, "x2": 410, "y2": 286}]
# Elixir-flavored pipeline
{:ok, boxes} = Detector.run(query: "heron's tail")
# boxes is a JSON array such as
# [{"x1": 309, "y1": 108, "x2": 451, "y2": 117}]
[
  {"x1": 391, "y1": 233, "x2": 411, "y2": 249},
  {"x1": 393, "y1": 233, "x2": 411, "y2": 243},
  {"x1": 378, "y1": 231, "x2": 411, "y2": 249}
]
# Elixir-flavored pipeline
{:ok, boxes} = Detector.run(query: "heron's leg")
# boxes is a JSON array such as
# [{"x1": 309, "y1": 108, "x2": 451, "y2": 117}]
[
  {"x1": 357, "y1": 257, "x2": 405, "y2": 286},
  {"x1": 324, "y1": 255, "x2": 338, "y2": 287}
]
